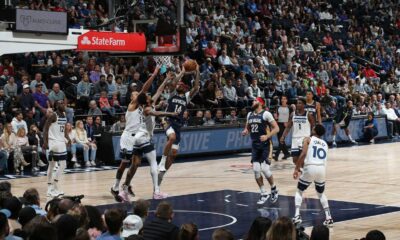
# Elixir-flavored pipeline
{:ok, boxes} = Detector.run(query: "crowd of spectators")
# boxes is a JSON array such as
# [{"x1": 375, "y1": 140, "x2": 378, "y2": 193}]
[
  {"x1": 0, "y1": 181, "x2": 388, "y2": 240},
  {"x1": 0, "y1": 0, "x2": 400, "y2": 172},
  {"x1": 1, "y1": 0, "x2": 400, "y2": 130}
]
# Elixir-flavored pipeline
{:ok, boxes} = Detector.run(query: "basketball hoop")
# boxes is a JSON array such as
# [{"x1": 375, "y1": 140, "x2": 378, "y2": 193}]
[{"x1": 154, "y1": 55, "x2": 173, "y2": 68}]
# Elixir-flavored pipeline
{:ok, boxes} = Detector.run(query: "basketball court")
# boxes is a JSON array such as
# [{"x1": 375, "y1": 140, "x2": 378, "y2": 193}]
[{"x1": 5, "y1": 141, "x2": 400, "y2": 239}]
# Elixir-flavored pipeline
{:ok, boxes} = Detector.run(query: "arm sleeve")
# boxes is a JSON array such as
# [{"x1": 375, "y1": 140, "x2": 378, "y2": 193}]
[
  {"x1": 263, "y1": 111, "x2": 276, "y2": 123},
  {"x1": 185, "y1": 91, "x2": 191, "y2": 103}
]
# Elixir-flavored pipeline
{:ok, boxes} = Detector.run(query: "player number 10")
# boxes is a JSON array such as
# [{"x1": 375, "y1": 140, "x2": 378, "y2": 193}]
[{"x1": 312, "y1": 146, "x2": 326, "y2": 160}]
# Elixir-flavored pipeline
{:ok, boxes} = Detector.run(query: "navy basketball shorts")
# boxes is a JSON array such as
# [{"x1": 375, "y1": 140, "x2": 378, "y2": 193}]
[{"x1": 251, "y1": 141, "x2": 272, "y2": 164}]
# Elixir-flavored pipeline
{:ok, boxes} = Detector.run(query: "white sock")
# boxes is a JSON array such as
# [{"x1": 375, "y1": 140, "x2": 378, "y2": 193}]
[
  {"x1": 145, "y1": 151, "x2": 160, "y2": 193},
  {"x1": 47, "y1": 161, "x2": 56, "y2": 185},
  {"x1": 55, "y1": 161, "x2": 66, "y2": 182},
  {"x1": 159, "y1": 155, "x2": 167, "y2": 167},
  {"x1": 260, "y1": 185, "x2": 266, "y2": 194},
  {"x1": 332, "y1": 135, "x2": 336, "y2": 142},
  {"x1": 113, "y1": 179, "x2": 121, "y2": 191},
  {"x1": 348, "y1": 134, "x2": 354, "y2": 141},
  {"x1": 318, "y1": 192, "x2": 331, "y2": 219},
  {"x1": 295, "y1": 190, "x2": 303, "y2": 216}
]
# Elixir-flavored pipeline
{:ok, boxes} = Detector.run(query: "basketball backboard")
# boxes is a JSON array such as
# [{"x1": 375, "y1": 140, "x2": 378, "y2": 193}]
[{"x1": 110, "y1": 0, "x2": 185, "y2": 56}]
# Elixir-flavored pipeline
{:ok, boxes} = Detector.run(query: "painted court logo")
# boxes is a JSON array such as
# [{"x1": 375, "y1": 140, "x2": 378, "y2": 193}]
[{"x1": 81, "y1": 36, "x2": 91, "y2": 45}]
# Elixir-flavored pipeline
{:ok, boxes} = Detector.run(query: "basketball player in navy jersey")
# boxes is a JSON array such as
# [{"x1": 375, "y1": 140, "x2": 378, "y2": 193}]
[
  {"x1": 242, "y1": 97, "x2": 280, "y2": 204},
  {"x1": 292, "y1": 124, "x2": 333, "y2": 227},
  {"x1": 158, "y1": 65, "x2": 200, "y2": 188},
  {"x1": 305, "y1": 90, "x2": 322, "y2": 124},
  {"x1": 281, "y1": 98, "x2": 315, "y2": 164}
]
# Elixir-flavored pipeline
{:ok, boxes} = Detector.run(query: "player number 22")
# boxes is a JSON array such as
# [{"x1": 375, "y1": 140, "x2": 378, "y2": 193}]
[
  {"x1": 251, "y1": 124, "x2": 258, "y2": 133},
  {"x1": 312, "y1": 146, "x2": 326, "y2": 160}
]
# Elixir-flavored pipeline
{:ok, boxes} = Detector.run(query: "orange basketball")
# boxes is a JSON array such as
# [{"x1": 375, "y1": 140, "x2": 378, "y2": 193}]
[{"x1": 183, "y1": 59, "x2": 197, "y2": 72}]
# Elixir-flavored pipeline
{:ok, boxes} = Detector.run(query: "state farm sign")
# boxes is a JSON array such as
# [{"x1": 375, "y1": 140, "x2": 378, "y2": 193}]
[{"x1": 77, "y1": 31, "x2": 146, "y2": 52}]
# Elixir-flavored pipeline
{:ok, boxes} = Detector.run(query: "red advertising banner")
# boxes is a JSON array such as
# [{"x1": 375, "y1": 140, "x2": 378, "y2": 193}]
[{"x1": 77, "y1": 31, "x2": 146, "y2": 52}]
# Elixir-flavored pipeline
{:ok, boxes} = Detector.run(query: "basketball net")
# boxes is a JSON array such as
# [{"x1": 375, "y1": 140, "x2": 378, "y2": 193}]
[{"x1": 154, "y1": 55, "x2": 173, "y2": 68}]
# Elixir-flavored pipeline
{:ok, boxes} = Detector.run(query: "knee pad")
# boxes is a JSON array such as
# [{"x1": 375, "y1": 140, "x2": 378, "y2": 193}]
[
  {"x1": 253, "y1": 162, "x2": 261, "y2": 179},
  {"x1": 261, "y1": 162, "x2": 272, "y2": 178},
  {"x1": 297, "y1": 179, "x2": 310, "y2": 191},
  {"x1": 315, "y1": 182, "x2": 325, "y2": 193}
]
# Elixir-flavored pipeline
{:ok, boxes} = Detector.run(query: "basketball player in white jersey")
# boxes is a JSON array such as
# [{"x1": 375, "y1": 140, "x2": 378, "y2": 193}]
[
  {"x1": 118, "y1": 73, "x2": 178, "y2": 201},
  {"x1": 110, "y1": 66, "x2": 161, "y2": 202},
  {"x1": 281, "y1": 98, "x2": 315, "y2": 164},
  {"x1": 292, "y1": 124, "x2": 333, "y2": 227},
  {"x1": 43, "y1": 100, "x2": 68, "y2": 198}
]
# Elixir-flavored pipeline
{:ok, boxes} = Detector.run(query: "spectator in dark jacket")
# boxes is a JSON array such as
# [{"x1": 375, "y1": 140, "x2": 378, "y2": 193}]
[
  {"x1": 94, "y1": 75, "x2": 108, "y2": 95},
  {"x1": 19, "y1": 85, "x2": 35, "y2": 115},
  {"x1": 361, "y1": 112, "x2": 378, "y2": 143},
  {"x1": 143, "y1": 201, "x2": 179, "y2": 240}
]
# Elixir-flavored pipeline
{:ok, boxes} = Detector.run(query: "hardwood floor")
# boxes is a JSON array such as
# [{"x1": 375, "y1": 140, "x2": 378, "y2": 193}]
[{"x1": 6, "y1": 142, "x2": 400, "y2": 239}]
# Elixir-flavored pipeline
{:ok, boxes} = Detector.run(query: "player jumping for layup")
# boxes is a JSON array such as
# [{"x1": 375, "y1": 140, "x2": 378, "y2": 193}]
[
  {"x1": 292, "y1": 124, "x2": 333, "y2": 227},
  {"x1": 111, "y1": 66, "x2": 160, "y2": 202},
  {"x1": 242, "y1": 97, "x2": 280, "y2": 204},
  {"x1": 43, "y1": 100, "x2": 68, "y2": 198},
  {"x1": 157, "y1": 65, "x2": 200, "y2": 187},
  {"x1": 281, "y1": 98, "x2": 315, "y2": 164}
]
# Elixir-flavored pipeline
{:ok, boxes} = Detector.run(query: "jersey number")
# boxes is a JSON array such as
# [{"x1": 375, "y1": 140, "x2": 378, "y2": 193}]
[
  {"x1": 60, "y1": 125, "x2": 65, "y2": 133},
  {"x1": 174, "y1": 105, "x2": 182, "y2": 114},
  {"x1": 312, "y1": 146, "x2": 326, "y2": 159},
  {"x1": 298, "y1": 123, "x2": 301, "y2": 130},
  {"x1": 251, "y1": 124, "x2": 258, "y2": 133}
]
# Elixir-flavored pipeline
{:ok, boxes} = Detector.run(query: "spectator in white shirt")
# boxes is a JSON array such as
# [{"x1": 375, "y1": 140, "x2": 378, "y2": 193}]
[
  {"x1": 382, "y1": 102, "x2": 400, "y2": 137},
  {"x1": 11, "y1": 112, "x2": 28, "y2": 134},
  {"x1": 218, "y1": 50, "x2": 233, "y2": 66},
  {"x1": 300, "y1": 38, "x2": 314, "y2": 52},
  {"x1": 246, "y1": 79, "x2": 262, "y2": 101}
]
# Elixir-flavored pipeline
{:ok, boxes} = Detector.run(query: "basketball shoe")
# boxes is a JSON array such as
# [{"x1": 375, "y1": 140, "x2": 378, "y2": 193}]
[
  {"x1": 323, "y1": 218, "x2": 334, "y2": 227},
  {"x1": 257, "y1": 194, "x2": 270, "y2": 205},
  {"x1": 110, "y1": 188, "x2": 122, "y2": 202},
  {"x1": 153, "y1": 192, "x2": 168, "y2": 199},
  {"x1": 292, "y1": 215, "x2": 302, "y2": 225},
  {"x1": 270, "y1": 189, "x2": 279, "y2": 203}
]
